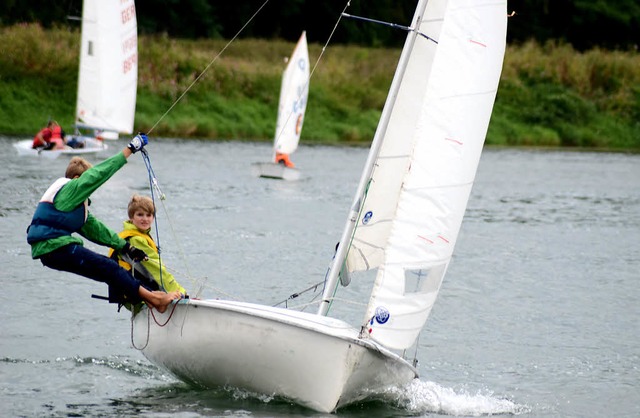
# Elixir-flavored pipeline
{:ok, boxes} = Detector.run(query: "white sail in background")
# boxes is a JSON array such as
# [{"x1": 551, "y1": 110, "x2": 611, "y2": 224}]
[
  {"x1": 273, "y1": 31, "x2": 309, "y2": 156},
  {"x1": 75, "y1": 0, "x2": 138, "y2": 134},
  {"x1": 343, "y1": 0, "x2": 507, "y2": 350}
]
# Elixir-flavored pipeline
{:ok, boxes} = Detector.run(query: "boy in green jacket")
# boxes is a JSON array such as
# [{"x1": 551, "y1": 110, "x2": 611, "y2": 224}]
[{"x1": 26, "y1": 135, "x2": 183, "y2": 313}]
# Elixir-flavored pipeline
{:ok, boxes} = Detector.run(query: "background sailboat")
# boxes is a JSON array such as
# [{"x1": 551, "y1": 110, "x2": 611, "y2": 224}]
[
  {"x1": 13, "y1": 0, "x2": 138, "y2": 158},
  {"x1": 251, "y1": 32, "x2": 309, "y2": 181},
  {"x1": 132, "y1": 0, "x2": 507, "y2": 413},
  {"x1": 74, "y1": 0, "x2": 138, "y2": 142}
]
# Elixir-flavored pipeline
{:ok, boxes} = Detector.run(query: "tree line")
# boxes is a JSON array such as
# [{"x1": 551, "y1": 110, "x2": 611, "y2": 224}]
[{"x1": 2, "y1": 0, "x2": 638, "y2": 51}]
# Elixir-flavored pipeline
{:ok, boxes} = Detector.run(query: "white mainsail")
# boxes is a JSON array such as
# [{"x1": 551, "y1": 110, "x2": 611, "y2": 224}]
[
  {"x1": 321, "y1": 0, "x2": 507, "y2": 351},
  {"x1": 75, "y1": 0, "x2": 138, "y2": 134},
  {"x1": 273, "y1": 31, "x2": 309, "y2": 157}
]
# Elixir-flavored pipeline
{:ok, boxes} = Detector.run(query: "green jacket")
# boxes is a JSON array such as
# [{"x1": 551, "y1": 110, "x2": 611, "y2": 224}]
[{"x1": 30, "y1": 152, "x2": 129, "y2": 258}]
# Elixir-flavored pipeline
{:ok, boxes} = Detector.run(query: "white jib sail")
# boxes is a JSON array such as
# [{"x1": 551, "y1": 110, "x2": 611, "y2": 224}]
[
  {"x1": 274, "y1": 32, "x2": 309, "y2": 156},
  {"x1": 348, "y1": 0, "x2": 507, "y2": 350},
  {"x1": 75, "y1": 0, "x2": 138, "y2": 134}
]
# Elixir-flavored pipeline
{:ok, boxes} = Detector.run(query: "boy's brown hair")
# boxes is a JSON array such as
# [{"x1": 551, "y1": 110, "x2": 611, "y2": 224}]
[
  {"x1": 65, "y1": 157, "x2": 92, "y2": 179},
  {"x1": 128, "y1": 195, "x2": 155, "y2": 219}
]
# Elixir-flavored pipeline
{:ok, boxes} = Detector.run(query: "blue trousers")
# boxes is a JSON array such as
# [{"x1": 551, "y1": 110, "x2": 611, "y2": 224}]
[{"x1": 40, "y1": 244, "x2": 142, "y2": 304}]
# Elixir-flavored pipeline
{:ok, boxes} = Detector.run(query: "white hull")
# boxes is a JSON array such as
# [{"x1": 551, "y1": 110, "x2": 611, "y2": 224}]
[
  {"x1": 13, "y1": 138, "x2": 108, "y2": 159},
  {"x1": 132, "y1": 299, "x2": 417, "y2": 413},
  {"x1": 251, "y1": 162, "x2": 301, "y2": 181}
]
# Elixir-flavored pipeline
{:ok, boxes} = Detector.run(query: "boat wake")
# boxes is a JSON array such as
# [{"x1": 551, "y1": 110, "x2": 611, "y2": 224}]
[
  {"x1": 382, "y1": 379, "x2": 530, "y2": 416},
  {"x1": 202, "y1": 378, "x2": 530, "y2": 416}
]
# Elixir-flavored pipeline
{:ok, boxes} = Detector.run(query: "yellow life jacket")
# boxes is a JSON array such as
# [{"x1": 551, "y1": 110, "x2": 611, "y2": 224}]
[{"x1": 108, "y1": 229, "x2": 157, "y2": 270}]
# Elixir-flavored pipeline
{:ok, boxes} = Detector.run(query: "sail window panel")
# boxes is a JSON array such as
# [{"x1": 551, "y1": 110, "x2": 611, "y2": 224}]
[{"x1": 403, "y1": 264, "x2": 446, "y2": 296}]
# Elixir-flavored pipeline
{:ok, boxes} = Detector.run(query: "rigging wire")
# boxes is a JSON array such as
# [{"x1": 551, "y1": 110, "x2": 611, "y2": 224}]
[
  {"x1": 138, "y1": 149, "x2": 244, "y2": 300},
  {"x1": 135, "y1": 0, "x2": 272, "y2": 297},
  {"x1": 272, "y1": 1, "x2": 354, "y2": 151},
  {"x1": 140, "y1": 149, "x2": 169, "y2": 291},
  {"x1": 264, "y1": 0, "x2": 357, "y2": 313},
  {"x1": 341, "y1": 12, "x2": 438, "y2": 44},
  {"x1": 272, "y1": 280, "x2": 324, "y2": 309},
  {"x1": 145, "y1": 0, "x2": 271, "y2": 136},
  {"x1": 135, "y1": 0, "x2": 359, "y2": 305},
  {"x1": 308, "y1": 2, "x2": 352, "y2": 84},
  {"x1": 134, "y1": 0, "x2": 355, "y2": 303}
]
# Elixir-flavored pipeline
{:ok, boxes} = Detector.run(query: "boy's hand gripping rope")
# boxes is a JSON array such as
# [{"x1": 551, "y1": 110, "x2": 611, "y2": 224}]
[{"x1": 141, "y1": 149, "x2": 166, "y2": 201}]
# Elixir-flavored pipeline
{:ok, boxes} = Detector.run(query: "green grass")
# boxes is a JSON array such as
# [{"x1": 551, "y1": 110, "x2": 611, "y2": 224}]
[{"x1": 1, "y1": 24, "x2": 639, "y2": 151}]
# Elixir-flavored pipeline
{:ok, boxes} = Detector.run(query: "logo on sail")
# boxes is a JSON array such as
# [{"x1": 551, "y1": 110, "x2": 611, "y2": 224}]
[
  {"x1": 374, "y1": 306, "x2": 390, "y2": 324},
  {"x1": 362, "y1": 211, "x2": 373, "y2": 225}
]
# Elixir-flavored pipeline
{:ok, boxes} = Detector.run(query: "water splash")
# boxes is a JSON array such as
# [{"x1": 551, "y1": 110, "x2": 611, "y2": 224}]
[
  {"x1": 227, "y1": 386, "x2": 275, "y2": 404},
  {"x1": 383, "y1": 379, "x2": 530, "y2": 416},
  {"x1": 56, "y1": 355, "x2": 177, "y2": 382}
]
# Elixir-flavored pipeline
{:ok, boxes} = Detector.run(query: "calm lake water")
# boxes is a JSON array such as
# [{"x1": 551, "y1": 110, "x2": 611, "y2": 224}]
[{"x1": 1, "y1": 136, "x2": 638, "y2": 417}]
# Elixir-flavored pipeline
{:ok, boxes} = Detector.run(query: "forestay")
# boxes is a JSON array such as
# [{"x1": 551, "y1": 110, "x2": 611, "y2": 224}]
[
  {"x1": 327, "y1": 0, "x2": 507, "y2": 350},
  {"x1": 75, "y1": 0, "x2": 138, "y2": 134}
]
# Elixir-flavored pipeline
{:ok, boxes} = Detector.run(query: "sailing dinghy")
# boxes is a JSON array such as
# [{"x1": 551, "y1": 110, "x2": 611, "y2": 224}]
[
  {"x1": 13, "y1": 134, "x2": 108, "y2": 159},
  {"x1": 251, "y1": 32, "x2": 309, "y2": 181},
  {"x1": 133, "y1": 0, "x2": 507, "y2": 412},
  {"x1": 14, "y1": 0, "x2": 138, "y2": 159}
]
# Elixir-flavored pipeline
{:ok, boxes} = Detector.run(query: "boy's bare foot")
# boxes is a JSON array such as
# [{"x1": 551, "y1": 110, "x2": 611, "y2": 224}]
[
  {"x1": 151, "y1": 291, "x2": 184, "y2": 313},
  {"x1": 139, "y1": 287, "x2": 184, "y2": 313}
]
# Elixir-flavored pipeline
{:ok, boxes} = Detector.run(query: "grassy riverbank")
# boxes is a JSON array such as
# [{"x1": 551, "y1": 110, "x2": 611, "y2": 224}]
[{"x1": 1, "y1": 24, "x2": 639, "y2": 150}]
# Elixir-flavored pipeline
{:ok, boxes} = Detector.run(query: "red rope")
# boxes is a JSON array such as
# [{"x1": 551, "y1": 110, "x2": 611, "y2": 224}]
[{"x1": 149, "y1": 299, "x2": 180, "y2": 327}]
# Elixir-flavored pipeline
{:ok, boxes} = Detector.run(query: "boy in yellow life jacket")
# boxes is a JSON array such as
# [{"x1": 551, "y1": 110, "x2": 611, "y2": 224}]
[{"x1": 108, "y1": 195, "x2": 187, "y2": 301}]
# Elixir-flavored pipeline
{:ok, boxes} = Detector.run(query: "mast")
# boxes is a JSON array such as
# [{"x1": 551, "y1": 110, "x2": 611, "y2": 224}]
[{"x1": 317, "y1": 0, "x2": 430, "y2": 316}]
